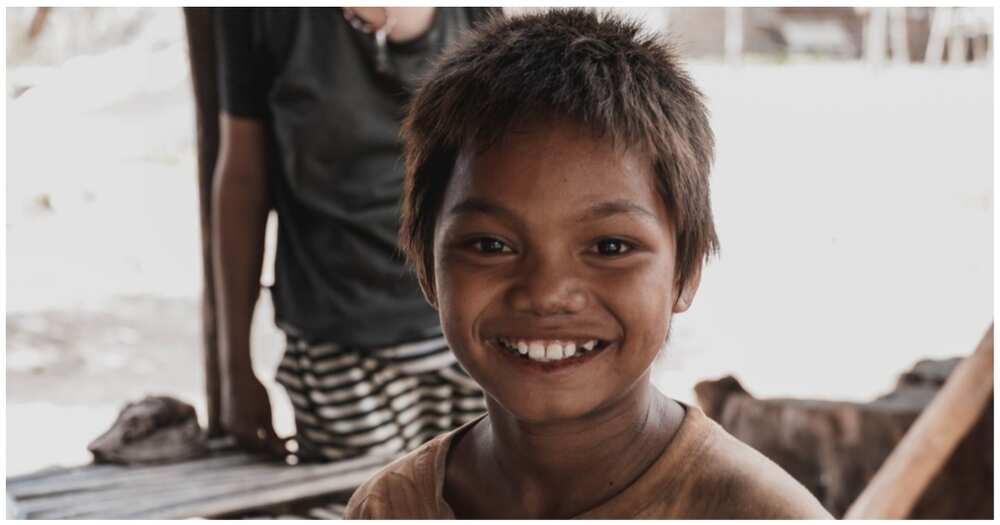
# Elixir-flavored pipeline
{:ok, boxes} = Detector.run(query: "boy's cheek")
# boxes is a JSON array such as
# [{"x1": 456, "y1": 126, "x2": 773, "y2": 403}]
[
  {"x1": 603, "y1": 264, "x2": 677, "y2": 313},
  {"x1": 434, "y1": 264, "x2": 496, "y2": 345},
  {"x1": 436, "y1": 258, "x2": 509, "y2": 304}
]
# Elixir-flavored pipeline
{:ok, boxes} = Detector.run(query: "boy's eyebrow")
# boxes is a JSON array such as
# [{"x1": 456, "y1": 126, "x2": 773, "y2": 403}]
[
  {"x1": 580, "y1": 199, "x2": 659, "y2": 224},
  {"x1": 445, "y1": 197, "x2": 659, "y2": 224},
  {"x1": 445, "y1": 197, "x2": 518, "y2": 222}
]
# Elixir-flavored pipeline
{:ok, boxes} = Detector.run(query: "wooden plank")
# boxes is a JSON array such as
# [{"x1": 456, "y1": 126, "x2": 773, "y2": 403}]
[
  {"x1": 7, "y1": 491, "x2": 24, "y2": 520},
  {"x1": 7, "y1": 438, "x2": 240, "y2": 486},
  {"x1": 15, "y1": 461, "x2": 293, "y2": 515},
  {"x1": 33, "y1": 453, "x2": 398, "y2": 519},
  {"x1": 8, "y1": 453, "x2": 257, "y2": 497},
  {"x1": 307, "y1": 503, "x2": 347, "y2": 519},
  {"x1": 16, "y1": 458, "x2": 336, "y2": 514},
  {"x1": 6, "y1": 462, "x2": 123, "y2": 485},
  {"x1": 47, "y1": 462, "x2": 381, "y2": 519},
  {"x1": 7, "y1": 437, "x2": 237, "y2": 490},
  {"x1": 9, "y1": 453, "x2": 253, "y2": 497},
  {"x1": 206, "y1": 436, "x2": 240, "y2": 452},
  {"x1": 845, "y1": 324, "x2": 994, "y2": 519},
  {"x1": 129, "y1": 464, "x2": 383, "y2": 519},
  {"x1": 109, "y1": 454, "x2": 393, "y2": 519}
]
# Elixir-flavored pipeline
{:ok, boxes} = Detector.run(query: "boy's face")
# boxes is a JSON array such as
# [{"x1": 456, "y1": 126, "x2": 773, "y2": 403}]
[{"x1": 433, "y1": 120, "x2": 700, "y2": 423}]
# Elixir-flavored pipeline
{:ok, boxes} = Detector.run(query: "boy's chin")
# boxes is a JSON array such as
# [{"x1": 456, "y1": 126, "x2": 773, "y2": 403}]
[{"x1": 493, "y1": 390, "x2": 607, "y2": 426}]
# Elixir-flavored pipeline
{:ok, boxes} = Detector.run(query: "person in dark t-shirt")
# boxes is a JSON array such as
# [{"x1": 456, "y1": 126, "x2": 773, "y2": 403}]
[{"x1": 212, "y1": 7, "x2": 495, "y2": 461}]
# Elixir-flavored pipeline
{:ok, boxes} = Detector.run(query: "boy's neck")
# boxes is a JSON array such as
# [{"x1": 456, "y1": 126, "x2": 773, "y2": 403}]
[{"x1": 469, "y1": 380, "x2": 685, "y2": 518}]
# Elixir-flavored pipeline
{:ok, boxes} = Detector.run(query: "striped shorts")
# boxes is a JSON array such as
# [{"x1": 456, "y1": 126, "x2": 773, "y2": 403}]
[{"x1": 275, "y1": 334, "x2": 486, "y2": 461}]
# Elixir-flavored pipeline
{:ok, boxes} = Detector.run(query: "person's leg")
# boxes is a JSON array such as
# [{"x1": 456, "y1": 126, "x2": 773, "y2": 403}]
[
  {"x1": 372, "y1": 338, "x2": 486, "y2": 451},
  {"x1": 275, "y1": 334, "x2": 338, "y2": 461},
  {"x1": 276, "y1": 334, "x2": 486, "y2": 461}
]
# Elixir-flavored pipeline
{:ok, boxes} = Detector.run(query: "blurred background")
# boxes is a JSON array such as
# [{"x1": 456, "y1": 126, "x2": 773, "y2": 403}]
[{"x1": 6, "y1": 6, "x2": 993, "y2": 479}]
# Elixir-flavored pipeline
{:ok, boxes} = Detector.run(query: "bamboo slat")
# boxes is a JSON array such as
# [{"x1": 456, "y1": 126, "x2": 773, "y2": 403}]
[{"x1": 844, "y1": 323, "x2": 994, "y2": 519}]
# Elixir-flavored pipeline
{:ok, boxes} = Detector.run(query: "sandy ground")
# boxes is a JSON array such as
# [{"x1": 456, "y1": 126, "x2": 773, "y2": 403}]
[{"x1": 5, "y1": 25, "x2": 993, "y2": 479}]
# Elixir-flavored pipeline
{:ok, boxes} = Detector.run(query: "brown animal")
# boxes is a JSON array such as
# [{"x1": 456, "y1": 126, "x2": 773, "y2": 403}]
[
  {"x1": 694, "y1": 358, "x2": 992, "y2": 519},
  {"x1": 88, "y1": 395, "x2": 208, "y2": 465}
]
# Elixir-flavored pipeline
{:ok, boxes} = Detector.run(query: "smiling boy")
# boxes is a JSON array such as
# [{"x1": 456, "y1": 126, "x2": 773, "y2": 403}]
[{"x1": 345, "y1": 9, "x2": 831, "y2": 519}]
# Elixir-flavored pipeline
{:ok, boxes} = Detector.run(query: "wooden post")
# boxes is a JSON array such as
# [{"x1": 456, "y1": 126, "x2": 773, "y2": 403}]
[
  {"x1": 925, "y1": 7, "x2": 952, "y2": 65},
  {"x1": 844, "y1": 323, "x2": 994, "y2": 519},
  {"x1": 947, "y1": 24, "x2": 968, "y2": 65},
  {"x1": 864, "y1": 8, "x2": 888, "y2": 66},
  {"x1": 889, "y1": 7, "x2": 910, "y2": 65},
  {"x1": 182, "y1": 8, "x2": 223, "y2": 437}
]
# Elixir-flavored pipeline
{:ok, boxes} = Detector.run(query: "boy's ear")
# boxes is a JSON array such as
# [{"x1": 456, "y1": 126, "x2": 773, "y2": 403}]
[{"x1": 672, "y1": 263, "x2": 702, "y2": 313}]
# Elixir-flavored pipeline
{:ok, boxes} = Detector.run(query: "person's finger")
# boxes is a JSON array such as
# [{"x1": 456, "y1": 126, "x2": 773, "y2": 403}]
[{"x1": 255, "y1": 426, "x2": 291, "y2": 459}]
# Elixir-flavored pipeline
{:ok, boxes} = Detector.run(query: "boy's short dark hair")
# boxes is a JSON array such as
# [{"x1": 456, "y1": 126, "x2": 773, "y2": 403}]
[{"x1": 401, "y1": 8, "x2": 719, "y2": 305}]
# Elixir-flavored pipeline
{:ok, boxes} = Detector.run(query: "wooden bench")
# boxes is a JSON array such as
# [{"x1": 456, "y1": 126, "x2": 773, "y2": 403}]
[{"x1": 6, "y1": 439, "x2": 397, "y2": 519}]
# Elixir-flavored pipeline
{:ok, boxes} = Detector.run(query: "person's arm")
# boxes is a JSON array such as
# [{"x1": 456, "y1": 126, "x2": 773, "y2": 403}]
[
  {"x1": 212, "y1": 115, "x2": 285, "y2": 457},
  {"x1": 211, "y1": 8, "x2": 285, "y2": 457}
]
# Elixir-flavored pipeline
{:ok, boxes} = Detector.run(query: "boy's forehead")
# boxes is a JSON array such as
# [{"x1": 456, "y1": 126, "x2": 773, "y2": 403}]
[
  {"x1": 455, "y1": 118, "x2": 650, "y2": 181},
  {"x1": 463, "y1": 115, "x2": 642, "y2": 158},
  {"x1": 445, "y1": 120, "x2": 669, "y2": 224}
]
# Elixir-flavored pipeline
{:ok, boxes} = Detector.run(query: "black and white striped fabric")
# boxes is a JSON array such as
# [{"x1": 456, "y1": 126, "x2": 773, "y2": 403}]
[{"x1": 276, "y1": 334, "x2": 486, "y2": 461}]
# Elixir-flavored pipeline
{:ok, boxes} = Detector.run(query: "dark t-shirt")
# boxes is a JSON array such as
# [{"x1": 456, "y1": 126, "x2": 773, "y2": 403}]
[{"x1": 215, "y1": 8, "x2": 497, "y2": 347}]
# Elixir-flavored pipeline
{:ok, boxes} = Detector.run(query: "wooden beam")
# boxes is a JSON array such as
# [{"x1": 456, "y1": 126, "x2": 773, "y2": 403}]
[
  {"x1": 7, "y1": 454, "x2": 256, "y2": 498},
  {"x1": 889, "y1": 7, "x2": 910, "y2": 65},
  {"x1": 31, "y1": 453, "x2": 397, "y2": 519},
  {"x1": 7, "y1": 444, "x2": 397, "y2": 520},
  {"x1": 925, "y1": 7, "x2": 952, "y2": 65},
  {"x1": 182, "y1": 8, "x2": 223, "y2": 437},
  {"x1": 122, "y1": 462, "x2": 386, "y2": 519},
  {"x1": 844, "y1": 323, "x2": 994, "y2": 519}
]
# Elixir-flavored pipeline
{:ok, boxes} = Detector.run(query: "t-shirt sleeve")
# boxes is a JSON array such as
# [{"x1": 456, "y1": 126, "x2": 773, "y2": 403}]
[
  {"x1": 344, "y1": 493, "x2": 383, "y2": 519},
  {"x1": 698, "y1": 431, "x2": 834, "y2": 519},
  {"x1": 214, "y1": 8, "x2": 268, "y2": 119}
]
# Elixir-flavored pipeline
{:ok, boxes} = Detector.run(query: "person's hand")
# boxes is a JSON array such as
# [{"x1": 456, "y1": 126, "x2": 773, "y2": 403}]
[{"x1": 221, "y1": 370, "x2": 289, "y2": 460}]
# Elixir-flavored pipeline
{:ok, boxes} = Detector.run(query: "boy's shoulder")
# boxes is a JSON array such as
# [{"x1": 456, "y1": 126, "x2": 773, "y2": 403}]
[
  {"x1": 344, "y1": 427, "x2": 460, "y2": 519},
  {"x1": 649, "y1": 406, "x2": 832, "y2": 519}
]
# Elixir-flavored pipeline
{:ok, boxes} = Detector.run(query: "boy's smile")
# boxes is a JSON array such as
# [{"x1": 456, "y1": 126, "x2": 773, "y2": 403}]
[{"x1": 433, "y1": 119, "x2": 700, "y2": 423}]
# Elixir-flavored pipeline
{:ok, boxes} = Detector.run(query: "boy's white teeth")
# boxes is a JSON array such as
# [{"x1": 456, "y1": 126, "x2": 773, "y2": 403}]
[
  {"x1": 545, "y1": 343, "x2": 563, "y2": 360},
  {"x1": 528, "y1": 342, "x2": 546, "y2": 360},
  {"x1": 498, "y1": 338, "x2": 602, "y2": 362}
]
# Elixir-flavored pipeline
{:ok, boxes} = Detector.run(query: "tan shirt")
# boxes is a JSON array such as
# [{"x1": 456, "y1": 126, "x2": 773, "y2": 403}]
[{"x1": 345, "y1": 404, "x2": 832, "y2": 519}]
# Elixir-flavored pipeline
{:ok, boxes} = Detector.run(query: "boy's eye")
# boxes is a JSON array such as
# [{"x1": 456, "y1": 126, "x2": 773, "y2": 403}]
[
  {"x1": 471, "y1": 237, "x2": 513, "y2": 254},
  {"x1": 594, "y1": 238, "x2": 633, "y2": 256}
]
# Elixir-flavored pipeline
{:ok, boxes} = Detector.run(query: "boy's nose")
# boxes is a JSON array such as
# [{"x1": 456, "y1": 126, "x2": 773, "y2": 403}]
[{"x1": 507, "y1": 258, "x2": 588, "y2": 316}]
